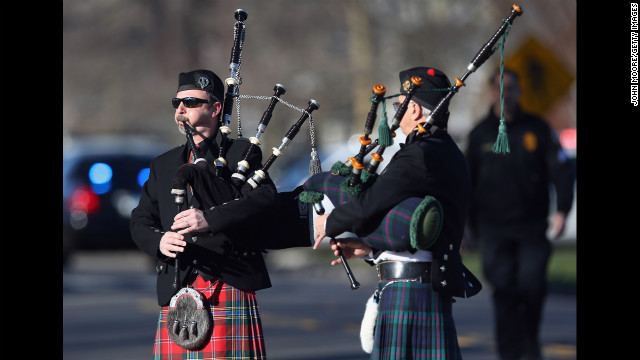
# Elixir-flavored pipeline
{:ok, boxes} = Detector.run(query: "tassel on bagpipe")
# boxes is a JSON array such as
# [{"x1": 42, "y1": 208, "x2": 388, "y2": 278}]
[
  {"x1": 171, "y1": 118, "x2": 317, "y2": 256},
  {"x1": 170, "y1": 98, "x2": 321, "y2": 255},
  {"x1": 167, "y1": 8, "x2": 318, "y2": 253},
  {"x1": 231, "y1": 84, "x2": 287, "y2": 188},
  {"x1": 416, "y1": 4, "x2": 522, "y2": 152},
  {"x1": 300, "y1": 77, "x2": 422, "y2": 290},
  {"x1": 216, "y1": 9, "x2": 249, "y2": 176},
  {"x1": 346, "y1": 75, "x2": 424, "y2": 196},
  {"x1": 301, "y1": 4, "x2": 523, "y2": 268},
  {"x1": 244, "y1": 99, "x2": 320, "y2": 190},
  {"x1": 364, "y1": 75, "x2": 423, "y2": 178},
  {"x1": 347, "y1": 84, "x2": 386, "y2": 189}
]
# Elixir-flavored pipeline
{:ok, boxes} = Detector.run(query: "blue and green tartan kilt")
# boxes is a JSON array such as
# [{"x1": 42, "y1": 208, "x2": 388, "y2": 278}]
[
  {"x1": 152, "y1": 275, "x2": 266, "y2": 360},
  {"x1": 373, "y1": 280, "x2": 462, "y2": 360}
]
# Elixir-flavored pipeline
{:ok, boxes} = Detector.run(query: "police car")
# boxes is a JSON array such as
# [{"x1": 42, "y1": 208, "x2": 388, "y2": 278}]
[{"x1": 63, "y1": 135, "x2": 171, "y2": 263}]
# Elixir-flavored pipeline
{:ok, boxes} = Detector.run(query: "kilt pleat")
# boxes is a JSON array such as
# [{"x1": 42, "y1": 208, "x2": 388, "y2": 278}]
[
  {"x1": 373, "y1": 280, "x2": 462, "y2": 360},
  {"x1": 153, "y1": 276, "x2": 266, "y2": 360}
]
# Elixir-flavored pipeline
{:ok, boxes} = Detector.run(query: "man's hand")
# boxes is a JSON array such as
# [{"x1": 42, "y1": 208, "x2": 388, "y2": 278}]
[
  {"x1": 313, "y1": 213, "x2": 330, "y2": 249},
  {"x1": 548, "y1": 211, "x2": 566, "y2": 240},
  {"x1": 172, "y1": 208, "x2": 210, "y2": 234},
  {"x1": 330, "y1": 238, "x2": 371, "y2": 266},
  {"x1": 159, "y1": 231, "x2": 186, "y2": 258}
]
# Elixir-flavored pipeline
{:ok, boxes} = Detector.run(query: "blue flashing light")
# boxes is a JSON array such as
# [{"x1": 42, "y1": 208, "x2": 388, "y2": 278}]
[
  {"x1": 137, "y1": 168, "x2": 150, "y2": 187},
  {"x1": 89, "y1": 163, "x2": 113, "y2": 185},
  {"x1": 91, "y1": 181, "x2": 112, "y2": 195}
]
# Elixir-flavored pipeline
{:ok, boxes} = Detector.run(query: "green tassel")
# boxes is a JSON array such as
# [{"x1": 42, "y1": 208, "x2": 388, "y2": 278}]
[
  {"x1": 492, "y1": 31, "x2": 512, "y2": 155},
  {"x1": 377, "y1": 105, "x2": 393, "y2": 147},
  {"x1": 360, "y1": 170, "x2": 377, "y2": 187},
  {"x1": 299, "y1": 191, "x2": 324, "y2": 204},
  {"x1": 492, "y1": 121, "x2": 510, "y2": 154}
]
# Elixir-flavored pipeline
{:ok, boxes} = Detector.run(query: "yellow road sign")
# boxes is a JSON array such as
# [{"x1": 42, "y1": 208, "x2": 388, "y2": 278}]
[{"x1": 504, "y1": 37, "x2": 574, "y2": 116}]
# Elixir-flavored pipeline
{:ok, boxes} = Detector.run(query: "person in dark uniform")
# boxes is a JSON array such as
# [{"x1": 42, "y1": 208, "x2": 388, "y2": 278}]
[
  {"x1": 130, "y1": 69, "x2": 276, "y2": 359},
  {"x1": 465, "y1": 68, "x2": 575, "y2": 360},
  {"x1": 313, "y1": 66, "x2": 481, "y2": 360}
]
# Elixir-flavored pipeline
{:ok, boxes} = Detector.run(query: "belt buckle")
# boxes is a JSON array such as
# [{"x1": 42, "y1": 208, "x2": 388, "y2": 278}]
[
  {"x1": 376, "y1": 261, "x2": 395, "y2": 281},
  {"x1": 377, "y1": 261, "x2": 400, "y2": 281}
]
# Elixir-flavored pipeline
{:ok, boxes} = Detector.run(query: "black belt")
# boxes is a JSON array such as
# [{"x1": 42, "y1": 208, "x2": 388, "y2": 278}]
[{"x1": 376, "y1": 261, "x2": 431, "y2": 283}]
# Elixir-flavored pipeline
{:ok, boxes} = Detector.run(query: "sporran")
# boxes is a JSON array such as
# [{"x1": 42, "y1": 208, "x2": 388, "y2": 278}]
[
  {"x1": 360, "y1": 292, "x2": 378, "y2": 354},
  {"x1": 166, "y1": 287, "x2": 212, "y2": 350}
]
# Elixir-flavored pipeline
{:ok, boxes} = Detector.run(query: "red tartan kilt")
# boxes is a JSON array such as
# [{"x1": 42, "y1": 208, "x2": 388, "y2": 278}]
[{"x1": 152, "y1": 275, "x2": 266, "y2": 359}]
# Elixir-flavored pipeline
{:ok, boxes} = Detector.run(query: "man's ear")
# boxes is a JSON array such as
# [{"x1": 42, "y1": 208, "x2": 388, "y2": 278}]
[
  {"x1": 409, "y1": 101, "x2": 423, "y2": 121},
  {"x1": 212, "y1": 101, "x2": 222, "y2": 119}
]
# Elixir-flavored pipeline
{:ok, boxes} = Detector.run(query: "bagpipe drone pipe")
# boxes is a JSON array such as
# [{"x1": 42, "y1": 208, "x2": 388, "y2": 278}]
[
  {"x1": 170, "y1": 8, "x2": 323, "y2": 260},
  {"x1": 300, "y1": 4, "x2": 523, "y2": 279}
]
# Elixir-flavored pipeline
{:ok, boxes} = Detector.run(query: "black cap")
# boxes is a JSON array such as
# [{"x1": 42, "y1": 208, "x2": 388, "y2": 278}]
[
  {"x1": 177, "y1": 69, "x2": 224, "y2": 104},
  {"x1": 398, "y1": 67, "x2": 451, "y2": 111}
]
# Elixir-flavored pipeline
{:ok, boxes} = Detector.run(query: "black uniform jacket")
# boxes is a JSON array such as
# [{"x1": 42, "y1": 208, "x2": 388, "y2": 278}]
[
  {"x1": 466, "y1": 106, "x2": 575, "y2": 228},
  {"x1": 326, "y1": 128, "x2": 482, "y2": 298},
  {"x1": 130, "y1": 134, "x2": 276, "y2": 306}
]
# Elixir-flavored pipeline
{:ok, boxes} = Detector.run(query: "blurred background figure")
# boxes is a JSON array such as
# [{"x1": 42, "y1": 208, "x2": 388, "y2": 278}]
[{"x1": 464, "y1": 68, "x2": 575, "y2": 360}]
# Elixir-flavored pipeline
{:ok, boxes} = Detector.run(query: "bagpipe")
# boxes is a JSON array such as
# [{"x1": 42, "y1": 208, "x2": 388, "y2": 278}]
[
  {"x1": 300, "y1": 4, "x2": 523, "y2": 288},
  {"x1": 170, "y1": 9, "x2": 323, "y2": 258}
]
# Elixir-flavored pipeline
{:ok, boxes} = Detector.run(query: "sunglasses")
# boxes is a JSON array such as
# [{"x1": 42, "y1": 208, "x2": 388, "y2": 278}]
[{"x1": 171, "y1": 97, "x2": 210, "y2": 109}]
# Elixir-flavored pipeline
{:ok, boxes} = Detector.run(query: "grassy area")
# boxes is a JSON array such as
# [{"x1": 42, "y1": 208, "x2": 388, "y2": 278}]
[{"x1": 462, "y1": 244, "x2": 577, "y2": 292}]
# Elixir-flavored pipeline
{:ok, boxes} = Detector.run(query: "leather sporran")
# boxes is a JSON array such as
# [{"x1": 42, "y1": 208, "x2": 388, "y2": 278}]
[{"x1": 166, "y1": 287, "x2": 212, "y2": 350}]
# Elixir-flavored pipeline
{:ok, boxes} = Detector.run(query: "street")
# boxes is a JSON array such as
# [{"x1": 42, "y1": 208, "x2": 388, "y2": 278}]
[{"x1": 63, "y1": 249, "x2": 576, "y2": 360}]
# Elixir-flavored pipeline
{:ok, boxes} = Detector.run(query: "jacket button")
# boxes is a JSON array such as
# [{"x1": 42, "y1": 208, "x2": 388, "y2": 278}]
[
  {"x1": 443, "y1": 254, "x2": 448, "y2": 261},
  {"x1": 441, "y1": 280, "x2": 447, "y2": 287},
  {"x1": 449, "y1": 244, "x2": 453, "y2": 250},
  {"x1": 193, "y1": 259, "x2": 198, "y2": 265},
  {"x1": 440, "y1": 265, "x2": 446, "y2": 272},
  {"x1": 192, "y1": 236, "x2": 198, "y2": 242}
]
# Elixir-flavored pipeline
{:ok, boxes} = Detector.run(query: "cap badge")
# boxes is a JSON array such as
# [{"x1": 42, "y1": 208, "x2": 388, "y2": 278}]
[
  {"x1": 402, "y1": 80, "x2": 411, "y2": 92},
  {"x1": 196, "y1": 76, "x2": 209, "y2": 90}
]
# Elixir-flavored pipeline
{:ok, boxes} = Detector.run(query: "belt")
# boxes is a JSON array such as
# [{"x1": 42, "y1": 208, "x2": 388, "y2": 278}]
[{"x1": 376, "y1": 261, "x2": 431, "y2": 283}]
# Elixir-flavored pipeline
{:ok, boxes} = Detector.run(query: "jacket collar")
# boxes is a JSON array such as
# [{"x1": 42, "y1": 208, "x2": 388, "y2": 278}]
[{"x1": 181, "y1": 133, "x2": 221, "y2": 164}]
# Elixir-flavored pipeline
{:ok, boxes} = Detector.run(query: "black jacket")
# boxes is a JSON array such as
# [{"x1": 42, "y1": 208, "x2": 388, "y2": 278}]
[
  {"x1": 130, "y1": 134, "x2": 276, "y2": 306},
  {"x1": 465, "y1": 106, "x2": 574, "y2": 229},
  {"x1": 326, "y1": 128, "x2": 481, "y2": 298}
]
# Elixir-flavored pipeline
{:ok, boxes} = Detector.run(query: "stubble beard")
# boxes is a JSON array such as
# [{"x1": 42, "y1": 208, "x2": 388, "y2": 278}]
[{"x1": 176, "y1": 115, "x2": 189, "y2": 135}]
